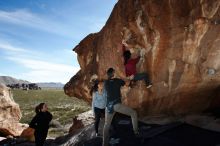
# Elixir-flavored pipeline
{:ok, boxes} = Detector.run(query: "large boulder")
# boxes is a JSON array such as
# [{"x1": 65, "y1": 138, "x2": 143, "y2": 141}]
[
  {"x1": 20, "y1": 127, "x2": 35, "y2": 142},
  {"x1": 0, "y1": 83, "x2": 26, "y2": 136},
  {"x1": 69, "y1": 110, "x2": 94, "y2": 134},
  {"x1": 64, "y1": 0, "x2": 220, "y2": 117}
]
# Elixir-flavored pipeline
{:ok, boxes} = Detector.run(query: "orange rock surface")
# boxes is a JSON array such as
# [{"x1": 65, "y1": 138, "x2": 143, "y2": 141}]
[{"x1": 65, "y1": 0, "x2": 220, "y2": 116}]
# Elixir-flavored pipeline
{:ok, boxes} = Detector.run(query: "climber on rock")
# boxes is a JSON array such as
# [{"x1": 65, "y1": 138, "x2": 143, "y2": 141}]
[
  {"x1": 122, "y1": 40, "x2": 152, "y2": 88},
  {"x1": 103, "y1": 68, "x2": 139, "y2": 146},
  {"x1": 90, "y1": 80, "x2": 107, "y2": 137}
]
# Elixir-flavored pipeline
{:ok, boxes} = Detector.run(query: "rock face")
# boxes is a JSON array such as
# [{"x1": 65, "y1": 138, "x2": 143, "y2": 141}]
[
  {"x1": 49, "y1": 124, "x2": 95, "y2": 146},
  {"x1": 64, "y1": 0, "x2": 220, "y2": 117},
  {"x1": 69, "y1": 110, "x2": 94, "y2": 134},
  {"x1": 0, "y1": 84, "x2": 26, "y2": 136},
  {"x1": 47, "y1": 111, "x2": 95, "y2": 146}
]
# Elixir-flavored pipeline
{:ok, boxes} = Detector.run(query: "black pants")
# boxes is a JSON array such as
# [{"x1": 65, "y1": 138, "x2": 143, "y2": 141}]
[
  {"x1": 133, "y1": 72, "x2": 151, "y2": 85},
  {"x1": 94, "y1": 107, "x2": 105, "y2": 133},
  {"x1": 35, "y1": 131, "x2": 47, "y2": 146}
]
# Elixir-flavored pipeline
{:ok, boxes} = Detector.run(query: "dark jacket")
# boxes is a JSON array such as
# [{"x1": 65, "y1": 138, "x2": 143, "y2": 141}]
[
  {"x1": 29, "y1": 111, "x2": 52, "y2": 133},
  {"x1": 105, "y1": 78, "x2": 125, "y2": 104}
]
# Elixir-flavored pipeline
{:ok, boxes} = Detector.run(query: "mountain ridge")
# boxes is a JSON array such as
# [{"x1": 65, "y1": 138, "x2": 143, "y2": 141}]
[
  {"x1": 0, "y1": 76, "x2": 64, "y2": 88},
  {"x1": 0, "y1": 76, "x2": 30, "y2": 85}
]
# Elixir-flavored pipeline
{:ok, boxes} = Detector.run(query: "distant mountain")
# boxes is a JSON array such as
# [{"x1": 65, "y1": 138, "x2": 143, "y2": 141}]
[
  {"x1": 0, "y1": 76, "x2": 30, "y2": 85},
  {"x1": 37, "y1": 82, "x2": 64, "y2": 89},
  {"x1": 0, "y1": 76, "x2": 64, "y2": 89}
]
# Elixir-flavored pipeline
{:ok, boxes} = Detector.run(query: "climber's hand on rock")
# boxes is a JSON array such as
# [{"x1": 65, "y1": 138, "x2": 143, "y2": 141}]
[
  {"x1": 122, "y1": 39, "x2": 126, "y2": 44},
  {"x1": 129, "y1": 75, "x2": 134, "y2": 80},
  {"x1": 132, "y1": 49, "x2": 139, "y2": 58},
  {"x1": 140, "y1": 49, "x2": 146, "y2": 57},
  {"x1": 122, "y1": 40, "x2": 128, "y2": 47},
  {"x1": 125, "y1": 80, "x2": 130, "y2": 86}
]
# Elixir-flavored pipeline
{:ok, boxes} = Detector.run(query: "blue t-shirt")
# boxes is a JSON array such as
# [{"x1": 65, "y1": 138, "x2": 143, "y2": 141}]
[{"x1": 92, "y1": 90, "x2": 107, "y2": 110}]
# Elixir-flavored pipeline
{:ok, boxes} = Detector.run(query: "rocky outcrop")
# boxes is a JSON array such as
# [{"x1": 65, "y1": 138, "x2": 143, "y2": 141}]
[
  {"x1": 69, "y1": 110, "x2": 94, "y2": 134},
  {"x1": 0, "y1": 84, "x2": 26, "y2": 136},
  {"x1": 65, "y1": 0, "x2": 220, "y2": 117},
  {"x1": 44, "y1": 111, "x2": 95, "y2": 146},
  {"x1": 48, "y1": 114, "x2": 220, "y2": 146},
  {"x1": 20, "y1": 127, "x2": 35, "y2": 142}
]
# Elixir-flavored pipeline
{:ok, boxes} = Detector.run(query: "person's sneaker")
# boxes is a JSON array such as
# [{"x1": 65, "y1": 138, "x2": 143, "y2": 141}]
[
  {"x1": 140, "y1": 125, "x2": 151, "y2": 130},
  {"x1": 146, "y1": 84, "x2": 152, "y2": 88},
  {"x1": 134, "y1": 132, "x2": 142, "y2": 138},
  {"x1": 109, "y1": 138, "x2": 120, "y2": 145},
  {"x1": 96, "y1": 133, "x2": 102, "y2": 137}
]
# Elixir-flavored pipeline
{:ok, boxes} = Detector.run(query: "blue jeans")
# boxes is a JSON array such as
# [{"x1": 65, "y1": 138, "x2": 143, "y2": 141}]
[{"x1": 133, "y1": 72, "x2": 151, "y2": 85}]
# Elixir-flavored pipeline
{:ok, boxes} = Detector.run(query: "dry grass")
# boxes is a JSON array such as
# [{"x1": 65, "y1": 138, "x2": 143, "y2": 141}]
[{"x1": 12, "y1": 89, "x2": 90, "y2": 137}]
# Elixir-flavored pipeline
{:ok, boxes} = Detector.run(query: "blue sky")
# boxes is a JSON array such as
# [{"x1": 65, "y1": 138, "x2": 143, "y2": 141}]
[{"x1": 0, "y1": 0, "x2": 117, "y2": 83}]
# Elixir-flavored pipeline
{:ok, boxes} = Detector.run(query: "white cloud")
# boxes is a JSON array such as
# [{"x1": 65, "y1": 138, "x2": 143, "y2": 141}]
[
  {"x1": 0, "y1": 42, "x2": 26, "y2": 52},
  {"x1": 0, "y1": 41, "x2": 43, "y2": 58},
  {"x1": 81, "y1": 17, "x2": 106, "y2": 33},
  {"x1": 0, "y1": 42, "x2": 79, "y2": 83},
  {"x1": 19, "y1": 64, "x2": 79, "y2": 83},
  {"x1": 0, "y1": 9, "x2": 109, "y2": 41},
  {"x1": 63, "y1": 48, "x2": 76, "y2": 55},
  {"x1": 21, "y1": 71, "x2": 74, "y2": 83},
  {"x1": 7, "y1": 57, "x2": 75, "y2": 72},
  {"x1": 0, "y1": 9, "x2": 40, "y2": 25},
  {"x1": 0, "y1": 9, "x2": 72, "y2": 37},
  {"x1": 0, "y1": 73, "x2": 6, "y2": 76}
]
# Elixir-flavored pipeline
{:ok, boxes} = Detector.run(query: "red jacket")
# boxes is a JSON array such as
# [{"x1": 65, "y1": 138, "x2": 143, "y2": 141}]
[
  {"x1": 122, "y1": 44, "x2": 140, "y2": 76},
  {"x1": 125, "y1": 57, "x2": 140, "y2": 76}
]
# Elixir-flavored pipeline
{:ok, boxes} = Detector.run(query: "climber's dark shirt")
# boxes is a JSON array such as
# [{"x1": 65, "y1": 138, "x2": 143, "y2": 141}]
[{"x1": 105, "y1": 78, "x2": 125, "y2": 104}]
